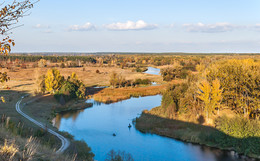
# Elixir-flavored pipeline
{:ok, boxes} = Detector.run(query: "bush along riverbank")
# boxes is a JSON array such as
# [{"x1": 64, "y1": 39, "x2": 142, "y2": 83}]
[{"x1": 135, "y1": 110, "x2": 260, "y2": 159}]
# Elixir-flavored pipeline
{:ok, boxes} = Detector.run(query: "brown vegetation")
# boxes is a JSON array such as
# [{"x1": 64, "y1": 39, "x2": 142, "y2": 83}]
[{"x1": 93, "y1": 85, "x2": 167, "y2": 103}]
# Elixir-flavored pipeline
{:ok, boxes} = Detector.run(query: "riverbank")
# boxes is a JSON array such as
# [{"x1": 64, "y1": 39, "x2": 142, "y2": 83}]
[
  {"x1": 135, "y1": 110, "x2": 260, "y2": 159},
  {"x1": 92, "y1": 85, "x2": 167, "y2": 103},
  {"x1": 22, "y1": 95, "x2": 95, "y2": 160},
  {"x1": 0, "y1": 88, "x2": 94, "y2": 160}
]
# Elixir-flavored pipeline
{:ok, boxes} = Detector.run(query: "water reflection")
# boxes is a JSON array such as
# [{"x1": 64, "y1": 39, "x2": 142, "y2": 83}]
[
  {"x1": 143, "y1": 67, "x2": 161, "y2": 75},
  {"x1": 53, "y1": 95, "x2": 255, "y2": 161},
  {"x1": 53, "y1": 109, "x2": 84, "y2": 129}
]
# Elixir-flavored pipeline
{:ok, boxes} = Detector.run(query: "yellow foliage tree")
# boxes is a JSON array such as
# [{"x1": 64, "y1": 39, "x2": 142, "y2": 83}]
[
  {"x1": 45, "y1": 69, "x2": 63, "y2": 93},
  {"x1": 206, "y1": 59, "x2": 260, "y2": 116},
  {"x1": 197, "y1": 80, "x2": 211, "y2": 118},
  {"x1": 197, "y1": 79, "x2": 222, "y2": 119},
  {"x1": 71, "y1": 72, "x2": 78, "y2": 80},
  {"x1": 69, "y1": 72, "x2": 81, "y2": 87},
  {"x1": 211, "y1": 79, "x2": 222, "y2": 114},
  {"x1": 1, "y1": 96, "x2": 5, "y2": 103}
]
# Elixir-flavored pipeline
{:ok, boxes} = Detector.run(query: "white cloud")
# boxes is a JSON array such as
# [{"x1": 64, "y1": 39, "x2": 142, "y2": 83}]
[
  {"x1": 183, "y1": 22, "x2": 237, "y2": 33},
  {"x1": 68, "y1": 22, "x2": 96, "y2": 31},
  {"x1": 105, "y1": 20, "x2": 158, "y2": 31}
]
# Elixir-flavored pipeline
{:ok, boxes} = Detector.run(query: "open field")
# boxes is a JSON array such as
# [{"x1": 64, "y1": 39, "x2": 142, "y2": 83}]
[{"x1": 1, "y1": 66, "x2": 163, "y2": 87}]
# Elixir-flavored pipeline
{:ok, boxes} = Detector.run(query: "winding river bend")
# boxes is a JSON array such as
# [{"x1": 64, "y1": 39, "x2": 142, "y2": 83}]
[
  {"x1": 53, "y1": 67, "x2": 249, "y2": 161},
  {"x1": 53, "y1": 95, "x2": 247, "y2": 161}
]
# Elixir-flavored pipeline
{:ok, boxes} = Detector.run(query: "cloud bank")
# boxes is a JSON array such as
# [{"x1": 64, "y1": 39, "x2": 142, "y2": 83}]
[
  {"x1": 105, "y1": 20, "x2": 158, "y2": 31},
  {"x1": 68, "y1": 22, "x2": 96, "y2": 31}
]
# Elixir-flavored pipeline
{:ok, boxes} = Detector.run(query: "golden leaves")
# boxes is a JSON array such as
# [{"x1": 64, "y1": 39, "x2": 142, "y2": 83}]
[
  {"x1": 0, "y1": 38, "x2": 14, "y2": 55},
  {"x1": 1, "y1": 96, "x2": 5, "y2": 103},
  {"x1": 45, "y1": 68, "x2": 63, "y2": 93},
  {"x1": 197, "y1": 79, "x2": 222, "y2": 117}
]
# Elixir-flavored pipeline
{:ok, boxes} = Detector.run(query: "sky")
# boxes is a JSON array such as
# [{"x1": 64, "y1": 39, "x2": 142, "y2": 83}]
[{"x1": 8, "y1": 0, "x2": 260, "y2": 53}]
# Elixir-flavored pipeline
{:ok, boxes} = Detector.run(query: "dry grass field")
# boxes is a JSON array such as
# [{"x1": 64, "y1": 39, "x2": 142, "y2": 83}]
[
  {"x1": 0, "y1": 65, "x2": 165, "y2": 128},
  {"x1": 1, "y1": 66, "x2": 163, "y2": 89}
]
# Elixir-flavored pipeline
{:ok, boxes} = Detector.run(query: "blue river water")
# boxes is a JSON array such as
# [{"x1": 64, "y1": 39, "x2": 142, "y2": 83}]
[
  {"x1": 143, "y1": 67, "x2": 161, "y2": 75},
  {"x1": 53, "y1": 95, "x2": 248, "y2": 161}
]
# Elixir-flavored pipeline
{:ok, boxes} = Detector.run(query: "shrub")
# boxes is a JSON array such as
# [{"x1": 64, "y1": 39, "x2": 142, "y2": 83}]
[
  {"x1": 0, "y1": 140, "x2": 18, "y2": 160},
  {"x1": 215, "y1": 115, "x2": 260, "y2": 138},
  {"x1": 60, "y1": 63, "x2": 65, "y2": 68},
  {"x1": 161, "y1": 67, "x2": 183, "y2": 81},
  {"x1": 134, "y1": 78, "x2": 151, "y2": 85}
]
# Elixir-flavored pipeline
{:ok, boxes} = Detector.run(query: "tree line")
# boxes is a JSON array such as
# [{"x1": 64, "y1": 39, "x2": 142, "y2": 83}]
[{"x1": 161, "y1": 58, "x2": 260, "y2": 120}]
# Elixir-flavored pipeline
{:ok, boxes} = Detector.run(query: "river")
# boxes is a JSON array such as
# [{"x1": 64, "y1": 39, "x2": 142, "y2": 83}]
[
  {"x1": 143, "y1": 67, "x2": 161, "y2": 75},
  {"x1": 52, "y1": 67, "x2": 250, "y2": 161},
  {"x1": 53, "y1": 95, "x2": 248, "y2": 161}
]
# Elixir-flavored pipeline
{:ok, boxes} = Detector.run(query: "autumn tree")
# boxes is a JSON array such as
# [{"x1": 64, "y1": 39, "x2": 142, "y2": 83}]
[
  {"x1": 197, "y1": 79, "x2": 222, "y2": 119},
  {"x1": 110, "y1": 72, "x2": 118, "y2": 88},
  {"x1": 0, "y1": 72, "x2": 9, "y2": 83},
  {"x1": 45, "y1": 69, "x2": 64, "y2": 93},
  {"x1": 0, "y1": 72, "x2": 9, "y2": 102},
  {"x1": 0, "y1": 0, "x2": 38, "y2": 55},
  {"x1": 68, "y1": 72, "x2": 79, "y2": 84},
  {"x1": 206, "y1": 59, "x2": 260, "y2": 117},
  {"x1": 109, "y1": 72, "x2": 126, "y2": 88}
]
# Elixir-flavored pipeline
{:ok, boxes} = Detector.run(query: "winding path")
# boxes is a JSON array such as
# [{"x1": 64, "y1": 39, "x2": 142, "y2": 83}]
[{"x1": 15, "y1": 96, "x2": 70, "y2": 153}]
